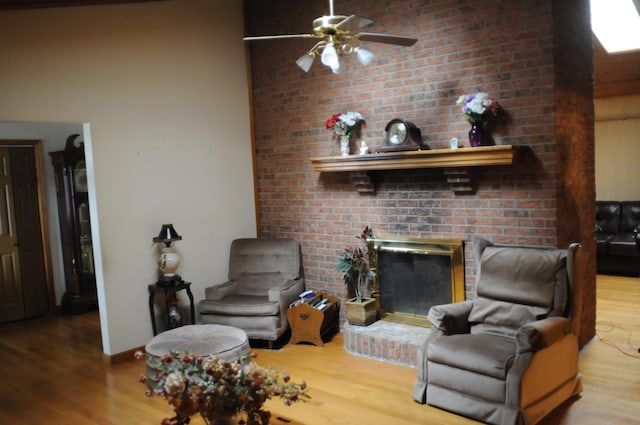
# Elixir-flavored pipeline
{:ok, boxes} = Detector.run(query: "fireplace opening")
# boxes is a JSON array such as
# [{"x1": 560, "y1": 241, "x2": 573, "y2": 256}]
[{"x1": 369, "y1": 238, "x2": 465, "y2": 327}]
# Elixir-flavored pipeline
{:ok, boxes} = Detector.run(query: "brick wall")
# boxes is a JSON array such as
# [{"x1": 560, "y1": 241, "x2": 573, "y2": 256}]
[
  {"x1": 551, "y1": 0, "x2": 597, "y2": 346},
  {"x1": 245, "y1": 0, "x2": 595, "y2": 346}
]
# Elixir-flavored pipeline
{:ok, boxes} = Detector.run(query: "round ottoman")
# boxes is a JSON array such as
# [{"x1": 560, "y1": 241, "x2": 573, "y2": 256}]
[{"x1": 145, "y1": 324, "x2": 250, "y2": 389}]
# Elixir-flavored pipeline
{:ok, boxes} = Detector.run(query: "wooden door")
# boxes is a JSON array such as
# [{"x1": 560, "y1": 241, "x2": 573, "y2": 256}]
[
  {"x1": 0, "y1": 148, "x2": 24, "y2": 322},
  {"x1": 10, "y1": 148, "x2": 48, "y2": 318},
  {"x1": 0, "y1": 147, "x2": 49, "y2": 323}
]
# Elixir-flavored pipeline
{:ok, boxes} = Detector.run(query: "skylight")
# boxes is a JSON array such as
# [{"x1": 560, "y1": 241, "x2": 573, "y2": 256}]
[{"x1": 591, "y1": 0, "x2": 640, "y2": 53}]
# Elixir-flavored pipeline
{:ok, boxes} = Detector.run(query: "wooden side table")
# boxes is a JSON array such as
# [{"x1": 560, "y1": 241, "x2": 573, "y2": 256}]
[
  {"x1": 148, "y1": 280, "x2": 195, "y2": 335},
  {"x1": 287, "y1": 292, "x2": 340, "y2": 346}
]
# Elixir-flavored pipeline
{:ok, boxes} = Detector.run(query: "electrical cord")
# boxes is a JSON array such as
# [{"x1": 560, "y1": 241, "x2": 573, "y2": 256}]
[{"x1": 595, "y1": 321, "x2": 640, "y2": 359}]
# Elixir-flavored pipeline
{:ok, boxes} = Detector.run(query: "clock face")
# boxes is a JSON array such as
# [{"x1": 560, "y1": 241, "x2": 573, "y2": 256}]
[
  {"x1": 73, "y1": 160, "x2": 88, "y2": 192},
  {"x1": 389, "y1": 122, "x2": 407, "y2": 145}
]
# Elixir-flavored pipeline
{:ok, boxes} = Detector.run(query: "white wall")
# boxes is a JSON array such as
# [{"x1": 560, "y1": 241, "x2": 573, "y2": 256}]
[
  {"x1": 595, "y1": 95, "x2": 640, "y2": 200},
  {"x1": 0, "y1": 0, "x2": 256, "y2": 355}
]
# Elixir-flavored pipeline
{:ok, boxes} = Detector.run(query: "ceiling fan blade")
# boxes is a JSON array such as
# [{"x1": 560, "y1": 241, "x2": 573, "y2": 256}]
[
  {"x1": 357, "y1": 32, "x2": 418, "y2": 47},
  {"x1": 243, "y1": 34, "x2": 321, "y2": 41},
  {"x1": 335, "y1": 14, "x2": 374, "y2": 32}
]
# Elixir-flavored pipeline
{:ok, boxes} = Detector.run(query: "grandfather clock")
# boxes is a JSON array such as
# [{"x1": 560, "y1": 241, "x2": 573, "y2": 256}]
[{"x1": 50, "y1": 134, "x2": 97, "y2": 314}]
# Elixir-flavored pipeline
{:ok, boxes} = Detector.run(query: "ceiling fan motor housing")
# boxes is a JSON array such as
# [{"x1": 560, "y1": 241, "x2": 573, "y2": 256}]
[{"x1": 313, "y1": 15, "x2": 348, "y2": 36}]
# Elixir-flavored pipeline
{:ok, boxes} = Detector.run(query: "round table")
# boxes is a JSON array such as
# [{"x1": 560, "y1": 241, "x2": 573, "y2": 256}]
[{"x1": 145, "y1": 324, "x2": 250, "y2": 389}]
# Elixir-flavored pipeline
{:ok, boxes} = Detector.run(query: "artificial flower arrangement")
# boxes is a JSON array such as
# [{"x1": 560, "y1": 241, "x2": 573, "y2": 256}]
[
  {"x1": 456, "y1": 92, "x2": 501, "y2": 126},
  {"x1": 335, "y1": 226, "x2": 375, "y2": 303},
  {"x1": 325, "y1": 111, "x2": 364, "y2": 139},
  {"x1": 136, "y1": 350, "x2": 309, "y2": 425}
]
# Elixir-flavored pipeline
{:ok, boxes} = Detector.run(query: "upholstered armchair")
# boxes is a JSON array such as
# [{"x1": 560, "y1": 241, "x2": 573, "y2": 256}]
[
  {"x1": 199, "y1": 238, "x2": 304, "y2": 346},
  {"x1": 412, "y1": 238, "x2": 583, "y2": 425}
]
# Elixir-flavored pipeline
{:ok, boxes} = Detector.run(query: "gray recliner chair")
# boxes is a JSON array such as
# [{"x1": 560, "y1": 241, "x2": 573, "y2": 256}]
[
  {"x1": 199, "y1": 238, "x2": 304, "y2": 346},
  {"x1": 412, "y1": 238, "x2": 583, "y2": 425}
]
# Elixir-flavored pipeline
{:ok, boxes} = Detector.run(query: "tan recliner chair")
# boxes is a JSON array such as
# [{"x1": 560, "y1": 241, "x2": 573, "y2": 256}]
[
  {"x1": 412, "y1": 238, "x2": 583, "y2": 425},
  {"x1": 199, "y1": 238, "x2": 304, "y2": 346}
]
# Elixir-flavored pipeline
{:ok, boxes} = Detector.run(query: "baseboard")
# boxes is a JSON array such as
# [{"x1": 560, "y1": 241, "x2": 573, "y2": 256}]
[{"x1": 103, "y1": 345, "x2": 145, "y2": 365}]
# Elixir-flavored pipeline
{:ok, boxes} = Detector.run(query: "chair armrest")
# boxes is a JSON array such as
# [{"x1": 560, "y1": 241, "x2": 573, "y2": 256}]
[
  {"x1": 204, "y1": 280, "x2": 238, "y2": 300},
  {"x1": 268, "y1": 278, "x2": 303, "y2": 303},
  {"x1": 516, "y1": 316, "x2": 571, "y2": 353},
  {"x1": 269, "y1": 278, "x2": 305, "y2": 329},
  {"x1": 428, "y1": 300, "x2": 473, "y2": 334}
]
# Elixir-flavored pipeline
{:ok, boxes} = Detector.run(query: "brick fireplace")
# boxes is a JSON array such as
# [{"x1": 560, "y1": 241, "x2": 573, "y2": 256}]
[
  {"x1": 246, "y1": 0, "x2": 597, "y2": 348},
  {"x1": 342, "y1": 236, "x2": 465, "y2": 366}
]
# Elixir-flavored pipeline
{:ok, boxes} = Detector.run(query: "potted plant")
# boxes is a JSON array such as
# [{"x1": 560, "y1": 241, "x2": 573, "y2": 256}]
[
  {"x1": 335, "y1": 226, "x2": 377, "y2": 325},
  {"x1": 136, "y1": 351, "x2": 309, "y2": 425}
]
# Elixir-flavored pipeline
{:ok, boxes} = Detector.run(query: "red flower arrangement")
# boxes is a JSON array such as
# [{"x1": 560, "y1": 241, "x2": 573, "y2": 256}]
[{"x1": 325, "y1": 111, "x2": 364, "y2": 139}]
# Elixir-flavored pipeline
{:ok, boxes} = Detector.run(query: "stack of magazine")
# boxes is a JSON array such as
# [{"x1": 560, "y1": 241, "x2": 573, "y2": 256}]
[{"x1": 289, "y1": 290, "x2": 334, "y2": 311}]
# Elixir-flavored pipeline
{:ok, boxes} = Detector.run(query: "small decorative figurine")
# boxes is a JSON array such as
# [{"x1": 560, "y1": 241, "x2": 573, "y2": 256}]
[
  {"x1": 359, "y1": 140, "x2": 369, "y2": 155},
  {"x1": 167, "y1": 296, "x2": 182, "y2": 329}
]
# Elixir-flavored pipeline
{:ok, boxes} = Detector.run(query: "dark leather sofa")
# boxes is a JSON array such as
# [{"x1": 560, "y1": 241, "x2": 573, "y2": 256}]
[{"x1": 595, "y1": 201, "x2": 640, "y2": 276}]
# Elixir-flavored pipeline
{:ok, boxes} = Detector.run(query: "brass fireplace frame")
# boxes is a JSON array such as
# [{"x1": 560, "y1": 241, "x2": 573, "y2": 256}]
[{"x1": 368, "y1": 237, "x2": 465, "y2": 327}]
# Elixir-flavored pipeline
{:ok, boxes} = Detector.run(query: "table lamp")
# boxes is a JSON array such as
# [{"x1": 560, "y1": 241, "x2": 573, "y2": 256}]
[{"x1": 153, "y1": 224, "x2": 182, "y2": 285}]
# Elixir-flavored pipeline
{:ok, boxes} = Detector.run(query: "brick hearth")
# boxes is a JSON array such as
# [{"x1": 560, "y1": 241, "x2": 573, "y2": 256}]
[{"x1": 342, "y1": 321, "x2": 431, "y2": 367}]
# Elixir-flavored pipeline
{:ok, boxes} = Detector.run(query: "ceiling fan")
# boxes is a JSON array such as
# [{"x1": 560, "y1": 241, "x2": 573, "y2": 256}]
[{"x1": 243, "y1": 0, "x2": 418, "y2": 74}]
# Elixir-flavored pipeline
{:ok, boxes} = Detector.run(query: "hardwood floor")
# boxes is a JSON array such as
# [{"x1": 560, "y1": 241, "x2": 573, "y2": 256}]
[{"x1": 0, "y1": 274, "x2": 638, "y2": 425}]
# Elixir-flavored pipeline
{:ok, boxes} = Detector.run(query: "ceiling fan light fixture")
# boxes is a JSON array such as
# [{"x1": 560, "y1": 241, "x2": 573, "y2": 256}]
[
  {"x1": 355, "y1": 47, "x2": 374, "y2": 66},
  {"x1": 296, "y1": 52, "x2": 315, "y2": 72},
  {"x1": 321, "y1": 43, "x2": 340, "y2": 73},
  {"x1": 243, "y1": 1, "x2": 418, "y2": 73}
]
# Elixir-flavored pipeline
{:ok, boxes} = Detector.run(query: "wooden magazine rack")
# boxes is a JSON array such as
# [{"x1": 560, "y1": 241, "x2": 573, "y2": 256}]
[{"x1": 287, "y1": 292, "x2": 340, "y2": 346}]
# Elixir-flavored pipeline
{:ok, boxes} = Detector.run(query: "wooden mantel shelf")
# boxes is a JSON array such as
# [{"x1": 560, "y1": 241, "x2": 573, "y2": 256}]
[
  {"x1": 309, "y1": 145, "x2": 517, "y2": 194},
  {"x1": 310, "y1": 145, "x2": 516, "y2": 172}
]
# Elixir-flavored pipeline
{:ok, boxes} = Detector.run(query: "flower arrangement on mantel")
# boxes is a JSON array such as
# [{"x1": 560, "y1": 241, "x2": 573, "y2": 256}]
[
  {"x1": 456, "y1": 92, "x2": 501, "y2": 127},
  {"x1": 325, "y1": 111, "x2": 364, "y2": 139},
  {"x1": 136, "y1": 350, "x2": 309, "y2": 425},
  {"x1": 335, "y1": 226, "x2": 375, "y2": 303}
]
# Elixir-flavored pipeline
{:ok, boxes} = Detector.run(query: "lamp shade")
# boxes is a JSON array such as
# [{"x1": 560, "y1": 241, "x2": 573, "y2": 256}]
[
  {"x1": 356, "y1": 47, "x2": 374, "y2": 66},
  {"x1": 321, "y1": 43, "x2": 340, "y2": 73},
  {"x1": 296, "y1": 52, "x2": 315, "y2": 72},
  {"x1": 153, "y1": 224, "x2": 182, "y2": 244}
]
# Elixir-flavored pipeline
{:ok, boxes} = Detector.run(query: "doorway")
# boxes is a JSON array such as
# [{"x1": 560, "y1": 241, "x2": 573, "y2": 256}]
[{"x1": 0, "y1": 141, "x2": 53, "y2": 323}]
